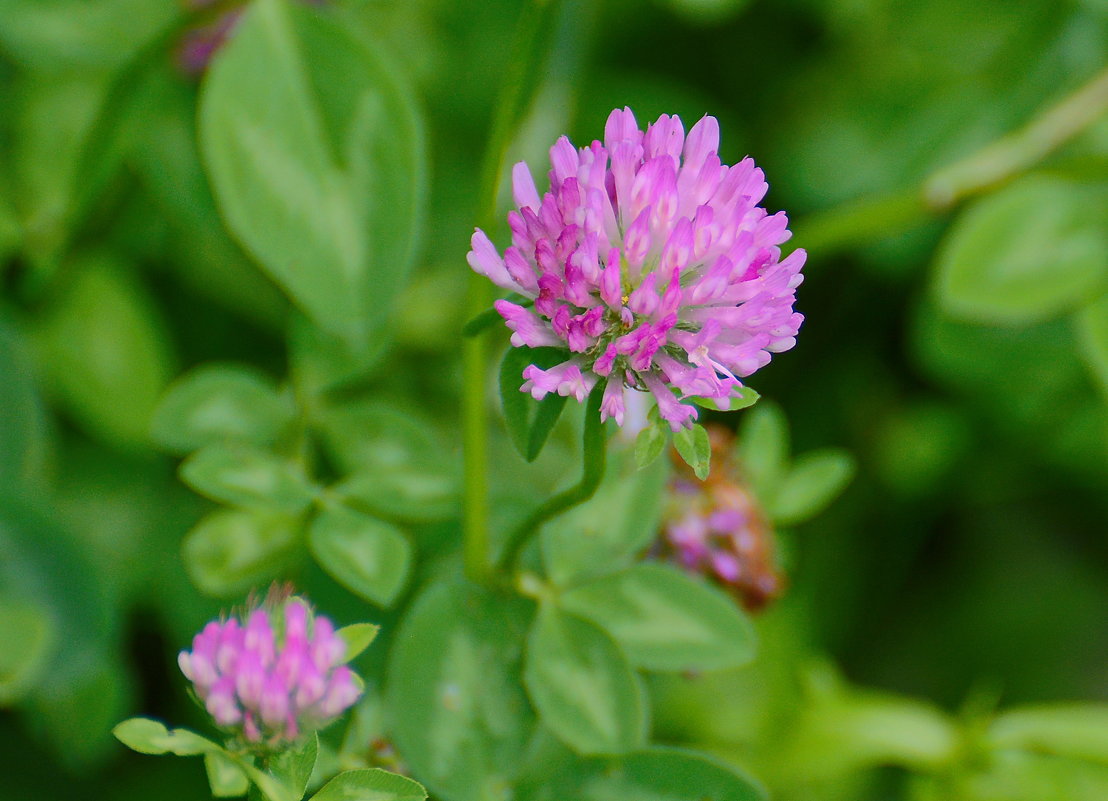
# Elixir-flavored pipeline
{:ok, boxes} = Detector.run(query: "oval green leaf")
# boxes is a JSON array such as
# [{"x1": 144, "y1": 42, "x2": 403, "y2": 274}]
[
  {"x1": 1075, "y1": 293, "x2": 1108, "y2": 402},
  {"x1": 180, "y1": 443, "x2": 317, "y2": 514},
  {"x1": 0, "y1": 597, "x2": 55, "y2": 704},
  {"x1": 560, "y1": 563, "x2": 757, "y2": 672},
  {"x1": 673, "y1": 423, "x2": 711, "y2": 480},
  {"x1": 499, "y1": 346, "x2": 571, "y2": 462},
  {"x1": 385, "y1": 580, "x2": 534, "y2": 801},
  {"x1": 311, "y1": 768, "x2": 427, "y2": 801},
  {"x1": 737, "y1": 400, "x2": 790, "y2": 505},
  {"x1": 576, "y1": 747, "x2": 766, "y2": 801},
  {"x1": 200, "y1": 0, "x2": 425, "y2": 341},
  {"x1": 151, "y1": 363, "x2": 292, "y2": 455},
  {"x1": 309, "y1": 505, "x2": 412, "y2": 607},
  {"x1": 113, "y1": 718, "x2": 219, "y2": 756},
  {"x1": 523, "y1": 604, "x2": 646, "y2": 756},
  {"x1": 205, "y1": 750, "x2": 250, "y2": 798},
  {"x1": 768, "y1": 448, "x2": 855, "y2": 527},
  {"x1": 182, "y1": 509, "x2": 302, "y2": 597},
  {"x1": 937, "y1": 175, "x2": 1108, "y2": 325}
]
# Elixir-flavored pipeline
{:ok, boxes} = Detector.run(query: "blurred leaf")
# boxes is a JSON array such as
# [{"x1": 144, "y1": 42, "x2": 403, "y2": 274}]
[
  {"x1": 499, "y1": 346, "x2": 570, "y2": 462},
  {"x1": 0, "y1": 598, "x2": 55, "y2": 705},
  {"x1": 336, "y1": 623, "x2": 380, "y2": 664},
  {"x1": 576, "y1": 747, "x2": 766, "y2": 801},
  {"x1": 523, "y1": 604, "x2": 646, "y2": 756},
  {"x1": 634, "y1": 419, "x2": 668, "y2": 469},
  {"x1": 1075, "y1": 293, "x2": 1108, "y2": 401},
  {"x1": 113, "y1": 718, "x2": 218, "y2": 757},
  {"x1": 652, "y1": 0, "x2": 752, "y2": 26},
  {"x1": 151, "y1": 363, "x2": 293, "y2": 456},
  {"x1": 314, "y1": 400, "x2": 444, "y2": 478},
  {"x1": 288, "y1": 312, "x2": 390, "y2": 395},
  {"x1": 559, "y1": 564, "x2": 757, "y2": 673},
  {"x1": 182, "y1": 509, "x2": 301, "y2": 597},
  {"x1": 271, "y1": 734, "x2": 318, "y2": 799},
  {"x1": 736, "y1": 401, "x2": 790, "y2": 504},
  {"x1": 936, "y1": 176, "x2": 1108, "y2": 324},
  {"x1": 311, "y1": 769, "x2": 427, "y2": 801},
  {"x1": 385, "y1": 580, "x2": 533, "y2": 801},
  {"x1": 335, "y1": 465, "x2": 459, "y2": 525},
  {"x1": 768, "y1": 449, "x2": 855, "y2": 527},
  {"x1": 673, "y1": 423, "x2": 711, "y2": 480},
  {"x1": 180, "y1": 443, "x2": 317, "y2": 514},
  {"x1": 205, "y1": 751, "x2": 250, "y2": 798},
  {"x1": 200, "y1": 0, "x2": 425, "y2": 342},
  {"x1": 0, "y1": 0, "x2": 178, "y2": 71},
  {"x1": 691, "y1": 386, "x2": 761, "y2": 412},
  {"x1": 34, "y1": 253, "x2": 175, "y2": 449},
  {"x1": 0, "y1": 315, "x2": 51, "y2": 491},
  {"x1": 309, "y1": 505, "x2": 412, "y2": 607},
  {"x1": 542, "y1": 449, "x2": 670, "y2": 587},
  {"x1": 989, "y1": 704, "x2": 1108, "y2": 765}
]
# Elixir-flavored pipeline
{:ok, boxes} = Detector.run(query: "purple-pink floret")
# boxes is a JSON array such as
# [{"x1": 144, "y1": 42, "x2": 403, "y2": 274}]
[
  {"x1": 178, "y1": 598, "x2": 361, "y2": 746},
  {"x1": 467, "y1": 108, "x2": 805, "y2": 431}
]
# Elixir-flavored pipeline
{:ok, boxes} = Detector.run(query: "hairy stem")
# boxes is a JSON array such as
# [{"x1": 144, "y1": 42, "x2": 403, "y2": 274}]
[{"x1": 496, "y1": 389, "x2": 607, "y2": 575}]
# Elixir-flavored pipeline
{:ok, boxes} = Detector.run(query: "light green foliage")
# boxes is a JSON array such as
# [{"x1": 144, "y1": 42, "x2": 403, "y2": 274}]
[
  {"x1": 737, "y1": 402, "x2": 790, "y2": 502},
  {"x1": 542, "y1": 449, "x2": 670, "y2": 587},
  {"x1": 113, "y1": 718, "x2": 221, "y2": 757},
  {"x1": 691, "y1": 386, "x2": 761, "y2": 412},
  {"x1": 768, "y1": 449, "x2": 856, "y2": 527},
  {"x1": 180, "y1": 443, "x2": 317, "y2": 514},
  {"x1": 989, "y1": 705, "x2": 1108, "y2": 766},
  {"x1": 634, "y1": 418, "x2": 669, "y2": 469},
  {"x1": 0, "y1": 316, "x2": 51, "y2": 491},
  {"x1": 573, "y1": 748, "x2": 766, "y2": 801},
  {"x1": 310, "y1": 769, "x2": 427, "y2": 801},
  {"x1": 205, "y1": 751, "x2": 250, "y2": 798},
  {"x1": 182, "y1": 509, "x2": 302, "y2": 597},
  {"x1": 336, "y1": 623, "x2": 380, "y2": 664},
  {"x1": 937, "y1": 175, "x2": 1108, "y2": 324},
  {"x1": 523, "y1": 604, "x2": 646, "y2": 756},
  {"x1": 499, "y1": 346, "x2": 570, "y2": 462},
  {"x1": 673, "y1": 423, "x2": 711, "y2": 480},
  {"x1": 33, "y1": 253, "x2": 175, "y2": 448},
  {"x1": 0, "y1": 598, "x2": 55, "y2": 705},
  {"x1": 560, "y1": 564, "x2": 756, "y2": 673},
  {"x1": 334, "y1": 466, "x2": 458, "y2": 525},
  {"x1": 151, "y1": 364, "x2": 293, "y2": 455},
  {"x1": 200, "y1": 0, "x2": 425, "y2": 343},
  {"x1": 309, "y1": 506, "x2": 412, "y2": 607},
  {"x1": 1075, "y1": 293, "x2": 1108, "y2": 401},
  {"x1": 385, "y1": 581, "x2": 534, "y2": 801}
]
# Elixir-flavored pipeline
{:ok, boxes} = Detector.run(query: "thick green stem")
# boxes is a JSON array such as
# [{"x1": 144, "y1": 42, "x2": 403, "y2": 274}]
[
  {"x1": 797, "y1": 65, "x2": 1108, "y2": 256},
  {"x1": 462, "y1": 0, "x2": 562, "y2": 585},
  {"x1": 496, "y1": 389, "x2": 607, "y2": 574}
]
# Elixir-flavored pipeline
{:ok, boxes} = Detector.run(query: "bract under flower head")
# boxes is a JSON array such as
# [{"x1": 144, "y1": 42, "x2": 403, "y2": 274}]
[
  {"x1": 468, "y1": 107, "x2": 805, "y2": 430},
  {"x1": 178, "y1": 595, "x2": 361, "y2": 749}
]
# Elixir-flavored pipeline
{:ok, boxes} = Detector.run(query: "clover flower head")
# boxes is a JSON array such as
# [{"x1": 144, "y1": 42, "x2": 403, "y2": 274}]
[
  {"x1": 468, "y1": 107, "x2": 805, "y2": 431},
  {"x1": 661, "y1": 425, "x2": 784, "y2": 610},
  {"x1": 177, "y1": 594, "x2": 361, "y2": 748}
]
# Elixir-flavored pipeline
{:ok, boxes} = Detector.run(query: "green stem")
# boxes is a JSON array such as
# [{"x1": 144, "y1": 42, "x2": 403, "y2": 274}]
[
  {"x1": 797, "y1": 65, "x2": 1108, "y2": 256},
  {"x1": 462, "y1": 0, "x2": 563, "y2": 585},
  {"x1": 496, "y1": 389, "x2": 607, "y2": 574}
]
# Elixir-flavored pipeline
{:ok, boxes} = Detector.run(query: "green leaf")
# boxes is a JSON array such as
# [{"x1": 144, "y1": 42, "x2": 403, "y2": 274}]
[
  {"x1": 309, "y1": 506, "x2": 412, "y2": 607},
  {"x1": 559, "y1": 563, "x2": 757, "y2": 672},
  {"x1": 311, "y1": 768, "x2": 427, "y2": 801},
  {"x1": 336, "y1": 623, "x2": 380, "y2": 664},
  {"x1": 936, "y1": 175, "x2": 1108, "y2": 324},
  {"x1": 200, "y1": 0, "x2": 425, "y2": 341},
  {"x1": 542, "y1": 449, "x2": 670, "y2": 587},
  {"x1": 0, "y1": 597, "x2": 55, "y2": 705},
  {"x1": 335, "y1": 466, "x2": 458, "y2": 525},
  {"x1": 314, "y1": 401, "x2": 447, "y2": 480},
  {"x1": 112, "y1": 718, "x2": 220, "y2": 757},
  {"x1": 180, "y1": 443, "x2": 317, "y2": 514},
  {"x1": 634, "y1": 420, "x2": 668, "y2": 469},
  {"x1": 385, "y1": 580, "x2": 533, "y2": 801},
  {"x1": 289, "y1": 312, "x2": 390, "y2": 395},
  {"x1": 0, "y1": 315, "x2": 51, "y2": 492},
  {"x1": 151, "y1": 363, "x2": 293, "y2": 455},
  {"x1": 768, "y1": 449, "x2": 855, "y2": 526},
  {"x1": 655, "y1": 0, "x2": 752, "y2": 26},
  {"x1": 182, "y1": 509, "x2": 302, "y2": 597},
  {"x1": 33, "y1": 252, "x2": 175, "y2": 449},
  {"x1": 690, "y1": 386, "x2": 761, "y2": 412},
  {"x1": 989, "y1": 704, "x2": 1108, "y2": 766},
  {"x1": 673, "y1": 423, "x2": 711, "y2": 480},
  {"x1": 523, "y1": 604, "x2": 646, "y2": 756},
  {"x1": 271, "y1": 734, "x2": 319, "y2": 799},
  {"x1": 1075, "y1": 293, "x2": 1108, "y2": 402},
  {"x1": 736, "y1": 401, "x2": 790, "y2": 504},
  {"x1": 206, "y1": 750, "x2": 251, "y2": 798},
  {"x1": 575, "y1": 747, "x2": 767, "y2": 801},
  {"x1": 499, "y1": 346, "x2": 571, "y2": 462}
]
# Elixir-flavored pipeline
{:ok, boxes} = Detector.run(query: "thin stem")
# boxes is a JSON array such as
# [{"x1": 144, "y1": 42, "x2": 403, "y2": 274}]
[
  {"x1": 496, "y1": 389, "x2": 607, "y2": 574},
  {"x1": 462, "y1": 0, "x2": 562, "y2": 585},
  {"x1": 797, "y1": 65, "x2": 1108, "y2": 256}
]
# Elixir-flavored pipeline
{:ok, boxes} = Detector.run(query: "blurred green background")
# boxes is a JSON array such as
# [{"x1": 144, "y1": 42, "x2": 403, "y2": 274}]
[{"x1": 0, "y1": 0, "x2": 1106, "y2": 799}]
